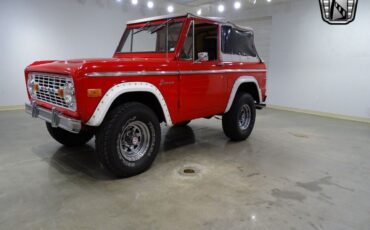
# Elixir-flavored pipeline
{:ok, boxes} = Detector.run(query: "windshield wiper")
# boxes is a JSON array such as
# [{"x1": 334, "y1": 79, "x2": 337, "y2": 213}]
[
  {"x1": 150, "y1": 19, "x2": 174, "y2": 34},
  {"x1": 133, "y1": 22, "x2": 151, "y2": 34}
]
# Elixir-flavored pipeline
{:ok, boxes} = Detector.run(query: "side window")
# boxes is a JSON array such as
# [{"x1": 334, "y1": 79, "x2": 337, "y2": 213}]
[
  {"x1": 180, "y1": 21, "x2": 219, "y2": 61},
  {"x1": 180, "y1": 21, "x2": 194, "y2": 60},
  {"x1": 221, "y1": 26, "x2": 233, "y2": 54},
  {"x1": 221, "y1": 25, "x2": 258, "y2": 57},
  {"x1": 233, "y1": 30, "x2": 257, "y2": 57},
  {"x1": 194, "y1": 22, "x2": 218, "y2": 61}
]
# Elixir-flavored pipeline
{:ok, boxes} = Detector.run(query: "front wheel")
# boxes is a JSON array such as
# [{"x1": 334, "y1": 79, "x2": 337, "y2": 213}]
[
  {"x1": 222, "y1": 93, "x2": 256, "y2": 141},
  {"x1": 95, "y1": 102, "x2": 161, "y2": 178},
  {"x1": 46, "y1": 122, "x2": 94, "y2": 147}
]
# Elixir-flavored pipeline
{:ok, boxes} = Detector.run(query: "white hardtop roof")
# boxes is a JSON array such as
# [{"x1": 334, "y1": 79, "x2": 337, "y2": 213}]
[{"x1": 126, "y1": 13, "x2": 254, "y2": 32}]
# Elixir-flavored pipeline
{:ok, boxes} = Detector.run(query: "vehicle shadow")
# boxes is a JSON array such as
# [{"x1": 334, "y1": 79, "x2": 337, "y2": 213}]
[
  {"x1": 48, "y1": 144, "x2": 116, "y2": 181},
  {"x1": 162, "y1": 125, "x2": 195, "y2": 151},
  {"x1": 45, "y1": 125, "x2": 196, "y2": 180}
]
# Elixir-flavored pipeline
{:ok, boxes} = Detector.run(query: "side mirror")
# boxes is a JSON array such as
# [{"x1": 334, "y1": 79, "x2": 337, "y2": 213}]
[{"x1": 194, "y1": 52, "x2": 209, "y2": 63}]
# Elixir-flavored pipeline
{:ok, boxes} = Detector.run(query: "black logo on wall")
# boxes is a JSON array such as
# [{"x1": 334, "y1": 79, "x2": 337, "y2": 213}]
[{"x1": 319, "y1": 0, "x2": 358, "y2": 25}]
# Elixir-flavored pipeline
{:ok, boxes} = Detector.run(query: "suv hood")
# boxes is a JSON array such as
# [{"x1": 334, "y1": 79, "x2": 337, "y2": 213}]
[{"x1": 26, "y1": 58, "x2": 176, "y2": 78}]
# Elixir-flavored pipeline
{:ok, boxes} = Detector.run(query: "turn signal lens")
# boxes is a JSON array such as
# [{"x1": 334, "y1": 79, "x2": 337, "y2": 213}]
[
  {"x1": 33, "y1": 84, "x2": 39, "y2": 92},
  {"x1": 87, "y1": 89, "x2": 102, "y2": 97},
  {"x1": 57, "y1": 88, "x2": 64, "y2": 97}
]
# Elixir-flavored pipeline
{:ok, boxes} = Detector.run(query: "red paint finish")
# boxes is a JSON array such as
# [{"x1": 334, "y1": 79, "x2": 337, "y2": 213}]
[
  {"x1": 25, "y1": 15, "x2": 266, "y2": 125},
  {"x1": 177, "y1": 60, "x2": 227, "y2": 121}
]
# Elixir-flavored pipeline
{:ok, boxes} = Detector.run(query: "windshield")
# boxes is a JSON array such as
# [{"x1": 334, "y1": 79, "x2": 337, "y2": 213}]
[{"x1": 116, "y1": 21, "x2": 184, "y2": 53}]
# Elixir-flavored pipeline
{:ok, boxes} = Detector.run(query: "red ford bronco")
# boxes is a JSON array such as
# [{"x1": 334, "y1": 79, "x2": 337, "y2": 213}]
[{"x1": 25, "y1": 14, "x2": 267, "y2": 177}]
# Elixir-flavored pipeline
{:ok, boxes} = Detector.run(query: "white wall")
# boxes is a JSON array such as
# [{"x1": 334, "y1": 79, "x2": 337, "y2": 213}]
[
  {"x1": 268, "y1": 0, "x2": 370, "y2": 119},
  {"x1": 0, "y1": 0, "x2": 147, "y2": 106},
  {"x1": 228, "y1": 0, "x2": 370, "y2": 119}
]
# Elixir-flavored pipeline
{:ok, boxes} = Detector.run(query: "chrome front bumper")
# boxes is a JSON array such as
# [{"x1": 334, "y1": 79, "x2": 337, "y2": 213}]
[{"x1": 25, "y1": 102, "x2": 81, "y2": 133}]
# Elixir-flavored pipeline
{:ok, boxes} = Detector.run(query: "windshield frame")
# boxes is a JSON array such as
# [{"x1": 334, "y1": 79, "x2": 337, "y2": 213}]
[{"x1": 115, "y1": 18, "x2": 185, "y2": 55}]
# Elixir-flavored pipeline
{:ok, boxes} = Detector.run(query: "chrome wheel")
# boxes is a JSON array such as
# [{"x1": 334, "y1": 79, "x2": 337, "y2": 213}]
[
  {"x1": 117, "y1": 120, "x2": 151, "y2": 162},
  {"x1": 238, "y1": 104, "x2": 251, "y2": 130}
]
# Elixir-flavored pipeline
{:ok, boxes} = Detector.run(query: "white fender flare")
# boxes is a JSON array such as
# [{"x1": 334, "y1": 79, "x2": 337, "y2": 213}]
[
  {"x1": 224, "y1": 76, "x2": 262, "y2": 113},
  {"x1": 86, "y1": 82, "x2": 173, "y2": 126}
]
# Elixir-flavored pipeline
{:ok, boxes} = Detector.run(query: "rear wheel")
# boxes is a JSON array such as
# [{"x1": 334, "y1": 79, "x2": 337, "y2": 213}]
[
  {"x1": 46, "y1": 122, "x2": 94, "y2": 147},
  {"x1": 222, "y1": 93, "x2": 256, "y2": 141},
  {"x1": 95, "y1": 102, "x2": 161, "y2": 178}
]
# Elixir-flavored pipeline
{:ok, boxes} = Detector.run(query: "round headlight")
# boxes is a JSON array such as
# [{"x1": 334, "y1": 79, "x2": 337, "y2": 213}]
[
  {"x1": 63, "y1": 82, "x2": 76, "y2": 109},
  {"x1": 27, "y1": 75, "x2": 36, "y2": 98}
]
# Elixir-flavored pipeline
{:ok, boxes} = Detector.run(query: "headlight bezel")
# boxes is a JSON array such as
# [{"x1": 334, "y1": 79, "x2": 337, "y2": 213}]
[
  {"x1": 27, "y1": 74, "x2": 37, "y2": 98},
  {"x1": 62, "y1": 79, "x2": 77, "y2": 111}
]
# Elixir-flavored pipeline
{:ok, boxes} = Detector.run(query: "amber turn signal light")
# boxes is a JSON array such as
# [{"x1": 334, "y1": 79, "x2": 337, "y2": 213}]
[
  {"x1": 87, "y1": 89, "x2": 102, "y2": 97},
  {"x1": 34, "y1": 84, "x2": 39, "y2": 92},
  {"x1": 57, "y1": 88, "x2": 64, "y2": 97}
]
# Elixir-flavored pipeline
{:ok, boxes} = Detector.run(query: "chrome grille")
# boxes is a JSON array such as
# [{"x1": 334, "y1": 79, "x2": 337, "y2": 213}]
[{"x1": 33, "y1": 73, "x2": 70, "y2": 109}]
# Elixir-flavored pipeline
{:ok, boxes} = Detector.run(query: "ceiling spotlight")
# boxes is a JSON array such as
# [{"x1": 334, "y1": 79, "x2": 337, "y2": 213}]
[
  {"x1": 218, "y1": 4, "x2": 225, "y2": 12},
  {"x1": 234, "y1": 1, "x2": 241, "y2": 9},
  {"x1": 267, "y1": 0, "x2": 271, "y2": 2},
  {"x1": 196, "y1": 9, "x2": 202, "y2": 15},
  {"x1": 116, "y1": 0, "x2": 122, "y2": 2},
  {"x1": 167, "y1": 5, "x2": 174, "y2": 13},
  {"x1": 147, "y1": 1, "x2": 154, "y2": 8},
  {"x1": 131, "y1": 0, "x2": 138, "y2": 5}
]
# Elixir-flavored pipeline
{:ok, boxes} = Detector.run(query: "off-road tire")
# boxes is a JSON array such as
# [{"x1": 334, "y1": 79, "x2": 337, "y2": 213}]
[
  {"x1": 95, "y1": 102, "x2": 161, "y2": 178},
  {"x1": 222, "y1": 93, "x2": 256, "y2": 141},
  {"x1": 174, "y1": 120, "x2": 191, "y2": 127},
  {"x1": 46, "y1": 122, "x2": 94, "y2": 147}
]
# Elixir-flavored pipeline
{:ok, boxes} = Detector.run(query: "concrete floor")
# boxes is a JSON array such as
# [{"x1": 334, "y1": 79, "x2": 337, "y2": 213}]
[{"x1": 0, "y1": 108, "x2": 369, "y2": 230}]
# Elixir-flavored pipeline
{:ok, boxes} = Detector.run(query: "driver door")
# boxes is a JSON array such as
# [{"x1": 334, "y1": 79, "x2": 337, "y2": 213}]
[{"x1": 177, "y1": 20, "x2": 226, "y2": 121}]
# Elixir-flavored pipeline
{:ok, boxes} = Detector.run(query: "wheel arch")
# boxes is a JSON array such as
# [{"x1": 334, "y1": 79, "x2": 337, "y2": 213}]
[
  {"x1": 225, "y1": 76, "x2": 262, "y2": 113},
  {"x1": 86, "y1": 82, "x2": 172, "y2": 127}
]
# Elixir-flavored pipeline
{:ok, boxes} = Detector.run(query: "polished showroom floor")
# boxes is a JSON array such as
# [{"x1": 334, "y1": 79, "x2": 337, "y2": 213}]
[{"x1": 0, "y1": 108, "x2": 369, "y2": 230}]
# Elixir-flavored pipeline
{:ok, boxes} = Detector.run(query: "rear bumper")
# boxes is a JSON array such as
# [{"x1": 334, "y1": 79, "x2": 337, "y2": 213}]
[{"x1": 25, "y1": 102, "x2": 81, "y2": 133}]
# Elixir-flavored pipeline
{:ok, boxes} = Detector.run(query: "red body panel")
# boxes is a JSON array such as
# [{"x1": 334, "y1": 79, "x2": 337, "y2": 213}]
[{"x1": 25, "y1": 15, "x2": 266, "y2": 125}]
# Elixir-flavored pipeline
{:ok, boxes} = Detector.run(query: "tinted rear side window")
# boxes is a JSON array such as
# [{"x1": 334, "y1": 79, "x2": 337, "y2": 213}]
[{"x1": 221, "y1": 25, "x2": 257, "y2": 57}]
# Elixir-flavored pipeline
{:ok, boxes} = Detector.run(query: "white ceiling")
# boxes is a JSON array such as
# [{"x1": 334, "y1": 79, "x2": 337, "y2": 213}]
[
  {"x1": 111, "y1": 0, "x2": 299, "y2": 18},
  {"x1": 161, "y1": 0, "x2": 298, "y2": 15},
  {"x1": 171, "y1": 0, "x2": 295, "y2": 7}
]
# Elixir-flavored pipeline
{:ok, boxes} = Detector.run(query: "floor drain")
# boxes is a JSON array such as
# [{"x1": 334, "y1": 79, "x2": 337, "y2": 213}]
[
  {"x1": 178, "y1": 165, "x2": 201, "y2": 177},
  {"x1": 183, "y1": 168, "x2": 195, "y2": 174}
]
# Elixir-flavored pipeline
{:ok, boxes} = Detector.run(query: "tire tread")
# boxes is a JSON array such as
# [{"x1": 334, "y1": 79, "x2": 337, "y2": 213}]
[
  {"x1": 95, "y1": 102, "x2": 160, "y2": 177},
  {"x1": 222, "y1": 93, "x2": 256, "y2": 141}
]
